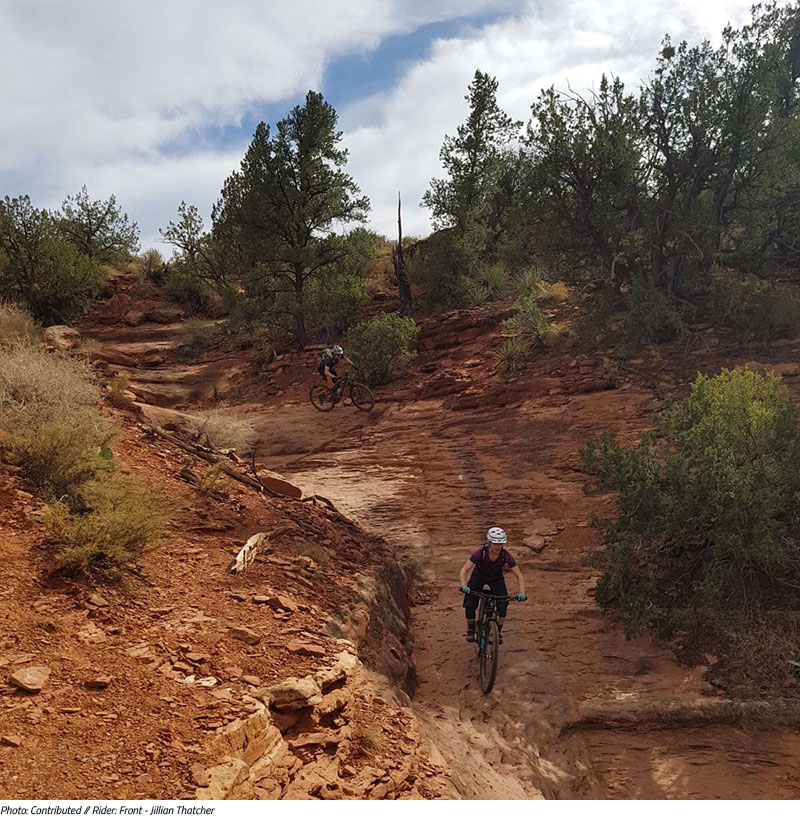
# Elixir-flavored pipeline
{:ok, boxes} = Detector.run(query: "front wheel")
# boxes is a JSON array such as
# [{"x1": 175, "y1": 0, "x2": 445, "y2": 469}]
[
  {"x1": 479, "y1": 619, "x2": 500, "y2": 694},
  {"x1": 309, "y1": 385, "x2": 336, "y2": 412},
  {"x1": 349, "y1": 381, "x2": 375, "y2": 412}
]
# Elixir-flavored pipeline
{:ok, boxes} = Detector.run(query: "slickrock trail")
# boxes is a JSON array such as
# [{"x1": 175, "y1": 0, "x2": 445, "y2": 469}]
[
  {"x1": 67, "y1": 292, "x2": 800, "y2": 798},
  {"x1": 249, "y1": 384, "x2": 800, "y2": 798}
]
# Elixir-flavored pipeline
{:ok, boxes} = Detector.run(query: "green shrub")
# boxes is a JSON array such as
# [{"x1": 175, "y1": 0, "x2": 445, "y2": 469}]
[
  {"x1": 495, "y1": 336, "x2": 530, "y2": 377},
  {"x1": 513, "y1": 268, "x2": 547, "y2": 299},
  {"x1": 304, "y1": 272, "x2": 368, "y2": 339},
  {"x1": 46, "y1": 475, "x2": 166, "y2": 574},
  {"x1": 461, "y1": 278, "x2": 491, "y2": 307},
  {"x1": 540, "y1": 281, "x2": 570, "y2": 304},
  {"x1": 174, "y1": 317, "x2": 213, "y2": 361},
  {"x1": 502, "y1": 295, "x2": 550, "y2": 347},
  {"x1": 0, "y1": 196, "x2": 105, "y2": 323},
  {"x1": 0, "y1": 340, "x2": 165, "y2": 575},
  {"x1": 138, "y1": 248, "x2": 167, "y2": 284},
  {"x1": 0, "y1": 342, "x2": 99, "y2": 410},
  {"x1": 346, "y1": 312, "x2": 420, "y2": 384},
  {"x1": 707, "y1": 268, "x2": 765, "y2": 325},
  {"x1": 478, "y1": 262, "x2": 512, "y2": 300},
  {"x1": 623, "y1": 279, "x2": 685, "y2": 343},
  {"x1": 713, "y1": 614, "x2": 800, "y2": 695},
  {"x1": 29, "y1": 241, "x2": 104, "y2": 324},
  {"x1": 405, "y1": 231, "x2": 467, "y2": 310},
  {"x1": 515, "y1": 295, "x2": 550, "y2": 342},
  {"x1": 166, "y1": 264, "x2": 208, "y2": 315},
  {"x1": 747, "y1": 293, "x2": 800, "y2": 345},
  {"x1": 583, "y1": 368, "x2": 800, "y2": 641},
  {"x1": 0, "y1": 303, "x2": 39, "y2": 348},
  {"x1": 3, "y1": 410, "x2": 115, "y2": 503}
]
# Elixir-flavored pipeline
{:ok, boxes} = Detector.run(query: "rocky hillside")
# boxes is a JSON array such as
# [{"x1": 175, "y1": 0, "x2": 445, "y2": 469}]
[{"x1": 0, "y1": 411, "x2": 450, "y2": 799}]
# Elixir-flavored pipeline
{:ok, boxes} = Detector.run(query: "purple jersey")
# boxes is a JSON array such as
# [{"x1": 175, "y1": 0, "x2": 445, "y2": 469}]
[{"x1": 469, "y1": 545, "x2": 516, "y2": 582}]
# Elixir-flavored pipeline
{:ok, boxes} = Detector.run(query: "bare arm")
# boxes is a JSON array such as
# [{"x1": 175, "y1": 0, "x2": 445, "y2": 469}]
[
  {"x1": 510, "y1": 565, "x2": 525, "y2": 595},
  {"x1": 459, "y1": 558, "x2": 474, "y2": 587}
]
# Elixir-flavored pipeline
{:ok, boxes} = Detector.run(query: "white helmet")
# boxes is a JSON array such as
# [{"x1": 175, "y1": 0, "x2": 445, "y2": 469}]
[
  {"x1": 332, "y1": 345, "x2": 343, "y2": 355},
  {"x1": 486, "y1": 527, "x2": 507, "y2": 544}
]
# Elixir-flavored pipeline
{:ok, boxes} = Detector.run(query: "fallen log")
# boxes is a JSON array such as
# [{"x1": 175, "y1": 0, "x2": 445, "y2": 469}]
[
  {"x1": 143, "y1": 424, "x2": 302, "y2": 499},
  {"x1": 563, "y1": 696, "x2": 800, "y2": 734}
]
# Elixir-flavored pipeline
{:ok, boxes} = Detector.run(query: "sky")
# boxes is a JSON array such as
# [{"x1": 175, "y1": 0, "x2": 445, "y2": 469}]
[{"x1": 0, "y1": 0, "x2": 788, "y2": 251}]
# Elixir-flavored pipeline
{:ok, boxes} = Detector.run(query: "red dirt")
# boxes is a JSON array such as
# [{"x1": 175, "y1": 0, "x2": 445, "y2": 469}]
[
  {"x1": 0, "y1": 419, "x2": 436, "y2": 798},
  {"x1": 6, "y1": 281, "x2": 800, "y2": 799}
]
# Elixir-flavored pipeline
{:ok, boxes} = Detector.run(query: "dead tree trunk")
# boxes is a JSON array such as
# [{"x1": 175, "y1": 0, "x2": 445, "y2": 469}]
[{"x1": 394, "y1": 191, "x2": 412, "y2": 313}]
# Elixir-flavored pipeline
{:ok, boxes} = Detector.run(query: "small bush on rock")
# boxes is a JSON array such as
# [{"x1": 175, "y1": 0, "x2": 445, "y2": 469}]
[
  {"x1": 346, "y1": 312, "x2": 419, "y2": 385},
  {"x1": 495, "y1": 336, "x2": 530, "y2": 378}
]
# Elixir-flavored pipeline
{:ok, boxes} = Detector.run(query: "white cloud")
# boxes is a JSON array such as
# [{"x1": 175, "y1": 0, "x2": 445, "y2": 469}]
[
  {"x1": 349, "y1": 0, "x2": 777, "y2": 238},
  {"x1": 0, "y1": 0, "x2": 789, "y2": 247}
]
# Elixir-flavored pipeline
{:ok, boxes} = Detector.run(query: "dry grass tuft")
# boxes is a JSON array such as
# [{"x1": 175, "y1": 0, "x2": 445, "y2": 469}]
[
  {"x1": 0, "y1": 303, "x2": 40, "y2": 348},
  {"x1": 46, "y1": 476, "x2": 167, "y2": 575},
  {"x1": 194, "y1": 408, "x2": 256, "y2": 455}
]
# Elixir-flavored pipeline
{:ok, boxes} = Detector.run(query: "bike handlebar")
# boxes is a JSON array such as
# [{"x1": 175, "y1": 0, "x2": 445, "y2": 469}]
[{"x1": 465, "y1": 590, "x2": 519, "y2": 601}]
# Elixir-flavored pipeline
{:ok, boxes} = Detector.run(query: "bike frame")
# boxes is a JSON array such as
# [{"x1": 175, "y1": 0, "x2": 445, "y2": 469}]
[
  {"x1": 473, "y1": 590, "x2": 516, "y2": 643},
  {"x1": 471, "y1": 589, "x2": 517, "y2": 693}
]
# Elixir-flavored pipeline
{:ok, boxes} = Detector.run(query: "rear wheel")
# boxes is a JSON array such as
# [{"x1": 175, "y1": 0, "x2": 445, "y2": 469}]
[
  {"x1": 349, "y1": 381, "x2": 375, "y2": 412},
  {"x1": 309, "y1": 385, "x2": 336, "y2": 412},
  {"x1": 479, "y1": 619, "x2": 500, "y2": 694}
]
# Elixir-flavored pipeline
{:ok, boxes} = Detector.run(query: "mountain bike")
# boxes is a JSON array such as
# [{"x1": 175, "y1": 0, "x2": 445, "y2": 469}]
[
  {"x1": 472, "y1": 589, "x2": 518, "y2": 694},
  {"x1": 309, "y1": 370, "x2": 375, "y2": 413}
]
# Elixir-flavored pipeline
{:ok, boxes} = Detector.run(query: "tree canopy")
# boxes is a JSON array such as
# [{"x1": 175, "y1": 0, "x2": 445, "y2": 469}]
[
  {"x1": 216, "y1": 91, "x2": 369, "y2": 346},
  {"x1": 58, "y1": 186, "x2": 139, "y2": 265}
]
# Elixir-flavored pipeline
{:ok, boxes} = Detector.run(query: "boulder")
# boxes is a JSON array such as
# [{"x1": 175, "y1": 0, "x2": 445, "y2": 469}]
[
  {"x1": 204, "y1": 292, "x2": 227, "y2": 319},
  {"x1": 42, "y1": 325, "x2": 81, "y2": 351},
  {"x1": 124, "y1": 310, "x2": 146, "y2": 327},
  {"x1": 253, "y1": 465, "x2": 303, "y2": 499},
  {"x1": 195, "y1": 757, "x2": 251, "y2": 800},
  {"x1": 185, "y1": 652, "x2": 206, "y2": 664},
  {"x1": 94, "y1": 293, "x2": 133, "y2": 325},
  {"x1": 264, "y1": 676, "x2": 322, "y2": 711},
  {"x1": 126, "y1": 643, "x2": 158, "y2": 665},
  {"x1": 264, "y1": 593, "x2": 299, "y2": 613},
  {"x1": 138, "y1": 349, "x2": 166, "y2": 367},
  {"x1": 146, "y1": 306, "x2": 183, "y2": 324},
  {"x1": 1, "y1": 735, "x2": 23, "y2": 748},
  {"x1": 314, "y1": 651, "x2": 358, "y2": 690},
  {"x1": 105, "y1": 391, "x2": 142, "y2": 415},
  {"x1": 9, "y1": 666, "x2": 51, "y2": 693}
]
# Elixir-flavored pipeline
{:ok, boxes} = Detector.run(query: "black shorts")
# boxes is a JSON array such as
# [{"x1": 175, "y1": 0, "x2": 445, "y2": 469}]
[{"x1": 463, "y1": 573, "x2": 509, "y2": 618}]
